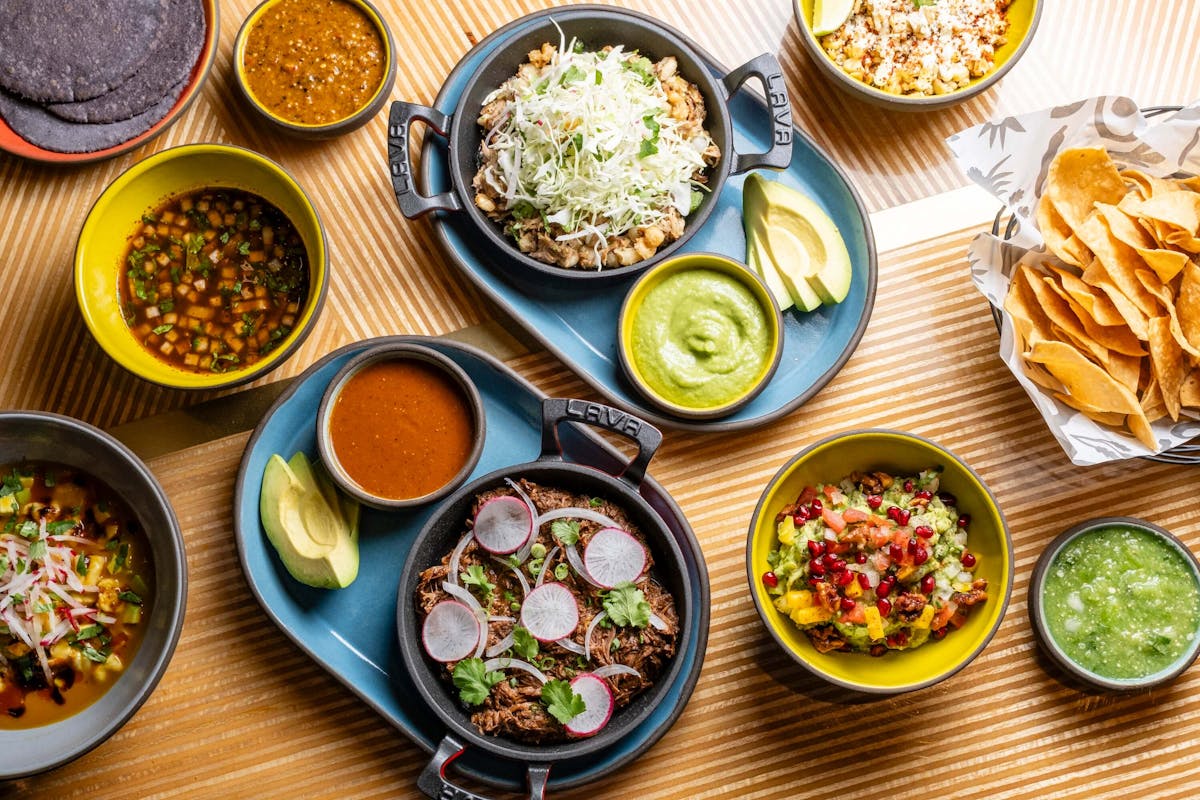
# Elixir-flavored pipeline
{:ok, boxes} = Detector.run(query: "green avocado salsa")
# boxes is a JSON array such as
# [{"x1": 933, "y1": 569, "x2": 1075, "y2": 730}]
[
  {"x1": 630, "y1": 268, "x2": 771, "y2": 410},
  {"x1": 1042, "y1": 525, "x2": 1200, "y2": 680}
]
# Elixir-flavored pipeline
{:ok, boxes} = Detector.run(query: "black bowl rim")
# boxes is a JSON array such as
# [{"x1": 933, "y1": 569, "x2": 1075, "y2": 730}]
[
  {"x1": 0, "y1": 410, "x2": 187, "y2": 779},
  {"x1": 441, "y1": 7, "x2": 738, "y2": 282},
  {"x1": 744, "y1": 427, "x2": 1014, "y2": 694},
  {"x1": 73, "y1": 142, "x2": 331, "y2": 392},
  {"x1": 1027, "y1": 515, "x2": 1200, "y2": 691},
  {"x1": 231, "y1": 0, "x2": 398, "y2": 138},
  {"x1": 315, "y1": 342, "x2": 487, "y2": 509},
  {"x1": 396, "y1": 458, "x2": 694, "y2": 763},
  {"x1": 616, "y1": 252, "x2": 784, "y2": 420},
  {"x1": 791, "y1": 0, "x2": 1044, "y2": 110}
]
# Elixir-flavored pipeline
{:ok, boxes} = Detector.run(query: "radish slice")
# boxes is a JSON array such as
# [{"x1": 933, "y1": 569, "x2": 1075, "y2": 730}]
[
  {"x1": 520, "y1": 582, "x2": 579, "y2": 642},
  {"x1": 447, "y1": 530, "x2": 474, "y2": 587},
  {"x1": 565, "y1": 674, "x2": 614, "y2": 737},
  {"x1": 584, "y1": 611, "x2": 607, "y2": 661},
  {"x1": 555, "y1": 637, "x2": 586, "y2": 656},
  {"x1": 536, "y1": 507, "x2": 620, "y2": 530},
  {"x1": 648, "y1": 612, "x2": 669, "y2": 632},
  {"x1": 492, "y1": 556, "x2": 532, "y2": 598},
  {"x1": 565, "y1": 543, "x2": 604, "y2": 588},
  {"x1": 592, "y1": 663, "x2": 641, "y2": 681},
  {"x1": 486, "y1": 630, "x2": 515, "y2": 658},
  {"x1": 535, "y1": 546, "x2": 560, "y2": 588},
  {"x1": 422, "y1": 601, "x2": 480, "y2": 662},
  {"x1": 583, "y1": 528, "x2": 647, "y2": 588},
  {"x1": 473, "y1": 496, "x2": 534, "y2": 554},
  {"x1": 484, "y1": 657, "x2": 548, "y2": 684},
  {"x1": 441, "y1": 581, "x2": 489, "y2": 658}
]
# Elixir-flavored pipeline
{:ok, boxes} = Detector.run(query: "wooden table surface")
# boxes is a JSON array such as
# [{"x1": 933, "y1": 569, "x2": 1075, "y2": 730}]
[{"x1": 4, "y1": 1, "x2": 1200, "y2": 798}]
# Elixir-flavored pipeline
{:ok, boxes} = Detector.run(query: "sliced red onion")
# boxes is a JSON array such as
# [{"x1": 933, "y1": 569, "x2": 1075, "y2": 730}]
[
  {"x1": 483, "y1": 656, "x2": 548, "y2": 684},
  {"x1": 485, "y1": 630, "x2": 515, "y2": 658},
  {"x1": 488, "y1": 615, "x2": 515, "y2": 624},
  {"x1": 505, "y1": 479, "x2": 540, "y2": 566},
  {"x1": 565, "y1": 543, "x2": 604, "y2": 589},
  {"x1": 648, "y1": 613, "x2": 668, "y2": 632},
  {"x1": 447, "y1": 530, "x2": 474, "y2": 588},
  {"x1": 492, "y1": 556, "x2": 531, "y2": 599},
  {"x1": 591, "y1": 663, "x2": 642, "y2": 681},
  {"x1": 584, "y1": 611, "x2": 607, "y2": 661},
  {"x1": 536, "y1": 507, "x2": 619, "y2": 530},
  {"x1": 555, "y1": 637, "x2": 587, "y2": 656},
  {"x1": 535, "y1": 545, "x2": 560, "y2": 588}
]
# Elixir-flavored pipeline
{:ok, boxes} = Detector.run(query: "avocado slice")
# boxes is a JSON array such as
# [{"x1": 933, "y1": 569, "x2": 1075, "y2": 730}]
[
  {"x1": 260, "y1": 452, "x2": 359, "y2": 589},
  {"x1": 747, "y1": 212, "x2": 823, "y2": 312},
  {"x1": 745, "y1": 212, "x2": 795, "y2": 312},
  {"x1": 743, "y1": 173, "x2": 853, "y2": 307}
]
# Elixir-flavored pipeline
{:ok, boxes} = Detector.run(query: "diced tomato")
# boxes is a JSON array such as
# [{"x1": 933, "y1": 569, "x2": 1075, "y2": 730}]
[
  {"x1": 931, "y1": 601, "x2": 957, "y2": 630},
  {"x1": 843, "y1": 508, "x2": 869, "y2": 524},
  {"x1": 821, "y1": 508, "x2": 846, "y2": 533}
]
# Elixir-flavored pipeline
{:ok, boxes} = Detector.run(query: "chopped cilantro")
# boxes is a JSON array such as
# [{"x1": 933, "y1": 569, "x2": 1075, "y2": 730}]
[
  {"x1": 541, "y1": 679, "x2": 585, "y2": 724},
  {"x1": 452, "y1": 658, "x2": 504, "y2": 705},
  {"x1": 47, "y1": 520, "x2": 78, "y2": 535},
  {"x1": 512, "y1": 625, "x2": 539, "y2": 660},
  {"x1": 118, "y1": 590, "x2": 143, "y2": 605},
  {"x1": 603, "y1": 582, "x2": 651, "y2": 628},
  {"x1": 550, "y1": 519, "x2": 580, "y2": 546},
  {"x1": 238, "y1": 241, "x2": 251, "y2": 256},
  {"x1": 27, "y1": 540, "x2": 46, "y2": 562},
  {"x1": 461, "y1": 564, "x2": 496, "y2": 597},
  {"x1": 152, "y1": 323, "x2": 173, "y2": 335}
]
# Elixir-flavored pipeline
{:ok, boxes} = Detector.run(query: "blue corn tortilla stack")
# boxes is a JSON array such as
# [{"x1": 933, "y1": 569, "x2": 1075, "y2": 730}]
[
  {"x1": 0, "y1": 0, "x2": 171, "y2": 103},
  {"x1": 0, "y1": 83, "x2": 183, "y2": 154},
  {"x1": 45, "y1": 0, "x2": 205, "y2": 124}
]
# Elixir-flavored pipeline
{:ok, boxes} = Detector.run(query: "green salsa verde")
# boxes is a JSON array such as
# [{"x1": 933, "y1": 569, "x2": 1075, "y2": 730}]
[
  {"x1": 630, "y1": 268, "x2": 771, "y2": 410},
  {"x1": 1042, "y1": 526, "x2": 1200, "y2": 680}
]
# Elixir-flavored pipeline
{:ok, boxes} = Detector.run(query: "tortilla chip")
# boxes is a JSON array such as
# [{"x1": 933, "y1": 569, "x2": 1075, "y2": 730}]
[
  {"x1": 1053, "y1": 392, "x2": 1128, "y2": 426},
  {"x1": 1182, "y1": 370, "x2": 1200, "y2": 408},
  {"x1": 1036, "y1": 194, "x2": 1091, "y2": 266},
  {"x1": 1026, "y1": 272, "x2": 1112, "y2": 364},
  {"x1": 1141, "y1": 375, "x2": 1168, "y2": 421},
  {"x1": 1077, "y1": 216, "x2": 1162, "y2": 317},
  {"x1": 1095, "y1": 202, "x2": 1155, "y2": 251},
  {"x1": 1165, "y1": 229, "x2": 1200, "y2": 254},
  {"x1": 1022, "y1": 360, "x2": 1067, "y2": 393},
  {"x1": 1148, "y1": 316, "x2": 1185, "y2": 421},
  {"x1": 1084, "y1": 263, "x2": 1151, "y2": 339},
  {"x1": 1126, "y1": 409, "x2": 1159, "y2": 451},
  {"x1": 1121, "y1": 168, "x2": 1185, "y2": 199},
  {"x1": 1046, "y1": 264, "x2": 1126, "y2": 327},
  {"x1": 1180, "y1": 263, "x2": 1200, "y2": 351},
  {"x1": 1025, "y1": 340, "x2": 1142, "y2": 414},
  {"x1": 1046, "y1": 147, "x2": 1129, "y2": 230},
  {"x1": 1136, "y1": 246, "x2": 1191, "y2": 284},
  {"x1": 1107, "y1": 351, "x2": 1144, "y2": 394},
  {"x1": 1139, "y1": 190, "x2": 1200, "y2": 233},
  {"x1": 1042, "y1": 275, "x2": 1146, "y2": 356},
  {"x1": 1137, "y1": 268, "x2": 1200, "y2": 358},
  {"x1": 1005, "y1": 265, "x2": 1056, "y2": 346}
]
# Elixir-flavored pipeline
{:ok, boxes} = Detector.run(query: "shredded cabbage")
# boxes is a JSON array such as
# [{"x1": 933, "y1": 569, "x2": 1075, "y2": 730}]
[{"x1": 478, "y1": 35, "x2": 714, "y2": 252}]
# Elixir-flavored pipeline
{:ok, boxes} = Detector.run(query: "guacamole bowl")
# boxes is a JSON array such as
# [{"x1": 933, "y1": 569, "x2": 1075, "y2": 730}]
[
  {"x1": 74, "y1": 143, "x2": 329, "y2": 390},
  {"x1": 1028, "y1": 517, "x2": 1200, "y2": 692},
  {"x1": 618, "y1": 253, "x2": 783, "y2": 421},
  {"x1": 746, "y1": 430, "x2": 1012, "y2": 694},
  {"x1": 793, "y1": 0, "x2": 1042, "y2": 110}
]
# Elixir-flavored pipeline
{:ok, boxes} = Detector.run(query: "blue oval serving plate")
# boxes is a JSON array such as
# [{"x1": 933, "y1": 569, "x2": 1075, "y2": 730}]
[
  {"x1": 233, "y1": 336, "x2": 710, "y2": 793},
  {"x1": 417, "y1": 4, "x2": 877, "y2": 433}
]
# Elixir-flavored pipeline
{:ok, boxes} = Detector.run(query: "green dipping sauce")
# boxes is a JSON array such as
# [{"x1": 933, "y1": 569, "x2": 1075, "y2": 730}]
[
  {"x1": 1042, "y1": 525, "x2": 1200, "y2": 680},
  {"x1": 630, "y1": 268, "x2": 771, "y2": 410}
]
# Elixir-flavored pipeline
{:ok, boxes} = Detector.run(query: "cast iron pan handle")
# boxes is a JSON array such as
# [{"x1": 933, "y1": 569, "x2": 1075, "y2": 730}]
[
  {"x1": 387, "y1": 100, "x2": 464, "y2": 218},
  {"x1": 539, "y1": 398, "x2": 663, "y2": 490},
  {"x1": 720, "y1": 53, "x2": 793, "y2": 174},
  {"x1": 417, "y1": 735, "x2": 550, "y2": 800}
]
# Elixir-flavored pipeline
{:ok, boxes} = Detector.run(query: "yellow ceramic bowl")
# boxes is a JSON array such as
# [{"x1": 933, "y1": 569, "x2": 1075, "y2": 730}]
[
  {"x1": 746, "y1": 430, "x2": 1012, "y2": 693},
  {"x1": 618, "y1": 253, "x2": 783, "y2": 420},
  {"x1": 793, "y1": 0, "x2": 1041, "y2": 110},
  {"x1": 233, "y1": 0, "x2": 397, "y2": 139},
  {"x1": 74, "y1": 143, "x2": 329, "y2": 390}
]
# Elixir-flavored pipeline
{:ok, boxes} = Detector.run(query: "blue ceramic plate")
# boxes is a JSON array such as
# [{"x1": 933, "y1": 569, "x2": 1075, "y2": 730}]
[
  {"x1": 419, "y1": 4, "x2": 877, "y2": 433},
  {"x1": 233, "y1": 336, "x2": 710, "y2": 792}
]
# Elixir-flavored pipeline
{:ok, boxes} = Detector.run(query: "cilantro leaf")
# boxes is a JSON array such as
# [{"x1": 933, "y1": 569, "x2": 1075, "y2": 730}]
[
  {"x1": 512, "y1": 626, "x2": 539, "y2": 660},
  {"x1": 47, "y1": 520, "x2": 78, "y2": 535},
  {"x1": 588, "y1": 497, "x2": 603, "y2": 508},
  {"x1": 452, "y1": 658, "x2": 504, "y2": 705},
  {"x1": 550, "y1": 519, "x2": 580, "y2": 546},
  {"x1": 27, "y1": 540, "x2": 47, "y2": 562},
  {"x1": 17, "y1": 520, "x2": 38, "y2": 540},
  {"x1": 603, "y1": 581, "x2": 651, "y2": 628},
  {"x1": 541, "y1": 679, "x2": 586, "y2": 725},
  {"x1": 560, "y1": 64, "x2": 587, "y2": 85},
  {"x1": 118, "y1": 591, "x2": 143, "y2": 605},
  {"x1": 461, "y1": 564, "x2": 496, "y2": 596}
]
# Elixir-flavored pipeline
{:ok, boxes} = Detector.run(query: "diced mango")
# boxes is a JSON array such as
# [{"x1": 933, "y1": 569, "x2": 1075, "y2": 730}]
[
  {"x1": 914, "y1": 604, "x2": 936, "y2": 630},
  {"x1": 865, "y1": 606, "x2": 885, "y2": 640},
  {"x1": 790, "y1": 605, "x2": 833, "y2": 626},
  {"x1": 773, "y1": 595, "x2": 790, "y2": 613},
  {"x1": 896, "y1": 565, "x2": 917, "y2": 582},
  {"x1": 777, "y1": 516, "x2": 796, "y2": 546},
  {"x1": 787, "y1": 590, "x2": 813, "y2": 611},
  {"x1": 845, "y1": 578, "x2": 863, "y2": 599}
]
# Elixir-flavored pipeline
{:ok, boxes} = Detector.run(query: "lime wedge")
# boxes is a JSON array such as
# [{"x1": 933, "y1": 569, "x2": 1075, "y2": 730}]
[{"x1": 812, "y1": 0, "x2": 855, "y2": 36}]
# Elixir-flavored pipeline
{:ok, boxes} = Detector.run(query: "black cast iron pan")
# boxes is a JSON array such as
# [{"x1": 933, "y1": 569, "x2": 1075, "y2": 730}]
[
  {"x1": 397, "y1": 398, "x2": 694, "y2": 799},
  {"x1": 387, "y1": 6, "x2": 792, "y2": 286}
]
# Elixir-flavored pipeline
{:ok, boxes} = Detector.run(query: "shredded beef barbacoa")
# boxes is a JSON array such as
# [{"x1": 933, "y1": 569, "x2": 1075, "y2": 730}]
[{"x1": 415, "y1": 479, "x2": 679, "y2": 743}]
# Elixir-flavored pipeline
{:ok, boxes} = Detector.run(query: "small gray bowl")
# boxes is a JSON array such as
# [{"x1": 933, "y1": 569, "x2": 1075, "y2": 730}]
[
  {"x1": 1028, "y1": 516, "x2": 1200, "y2": 692},
  {"x1": 316, "y1": 343, "x2": 486, "y2": 510},
  {"x1": 0, "y1": 411, "x2": 186, "y2": 779}
]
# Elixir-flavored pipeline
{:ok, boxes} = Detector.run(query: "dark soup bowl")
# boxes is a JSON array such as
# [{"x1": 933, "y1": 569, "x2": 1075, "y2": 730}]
[
  {"x1": 396, "y1": 398, "x2": 695, "y2": 797},
  {"x1": 387, "y1": 6, "x2": 793, "y2": 285}
]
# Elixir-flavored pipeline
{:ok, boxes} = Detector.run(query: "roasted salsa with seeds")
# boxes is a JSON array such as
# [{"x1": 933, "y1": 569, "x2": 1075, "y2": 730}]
[
  {"x1": 764, "y1": 468, "x2": 986, "y2": 656},
  {"x1": 0, "y1": 463, "x2": 152, "y2": 728},
  {"x1": 120, "y1": 187, "x2": 309, "y2": 374}
]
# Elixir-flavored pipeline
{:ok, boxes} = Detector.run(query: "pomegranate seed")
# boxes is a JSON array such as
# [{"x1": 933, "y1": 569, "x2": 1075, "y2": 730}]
[
  {"x1": 810, "y1": 562, "x2": 826, "y2": 577},
  {"x1": 877, "y1": 598, "x2": 892, "y2": 616},
  {"x1": 836, "y1": 570, "x2": 854, "y2": 587},
  {"x1": 920, "y1": 574, "x2": 936, "y2": 594},
  {"x1": 915, "y1": 490, "x2": 932, "y2": 500},
  {"x1": 762, "y1": 571, "x2": 778, "y2": 588},
  {"x1": 840, "y1": 597, "x2": 856, "y2": 611},
  {"x1": 903, "y1": 479, "x2": 914, "y2": 492},
  {"x1": 855, "y1": 551, "x2": 867, "y2": 564},
  {"x1": 888, "y1": 543, "x2": 904, "y2": 562},
  {"x1": 895, "y1": 630, "x2": 909, "y2": 646},
  {"x1": 896, "y1": 509, "x2": 911, "y2": 526},
  {"x1": 792, "y1": 510, "x2": 809, "y2": 524},
  {"x1": 857, "y1": 573, "x2": 872, "y2": 590},
  {"x1": 933, "y1": 626, "x2": 949, "y2": 640},
  {"x1": 811, "y1": 498, "x2": 823, "y2": 513},
  {"x1": 913, "y1": 545, "x2": 929, "y2": 566},
  {"x1": 867, "y1": 494, "x2": 883, "y2": 509},
  {"x1": 915, "y1": 525, "x2": 934, "y2": 539},
  {"x1": 957, "y1": 514, "x2": 971, "y2": 529},
  {"x1": 877, "y1": 578, "x2": 895, "y2": 598},
  {"x1": 907, "y1": 537, "x2": 918, "y2": 555},
  {"x1": 885, "y1": 634, "x2": 897, "y2": 647},
  {"x1": 808, "y1": 576, "x2": 824, "y2": 588},
  {"x1": 886, "y1": 506, "x2": 901, "y2": 521},
  {"x1": 961, "y1": 551, "x2": 977, "y2": 568},
  {"x1": 807, "y1": 539, "x2": 825, "y2": 557},
  {"x1": 938, "y1": 492, "x2": 957, "y2": 506},
  {"x1": 829, "y1": 558, "x2": 847, "y2": 573}
]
